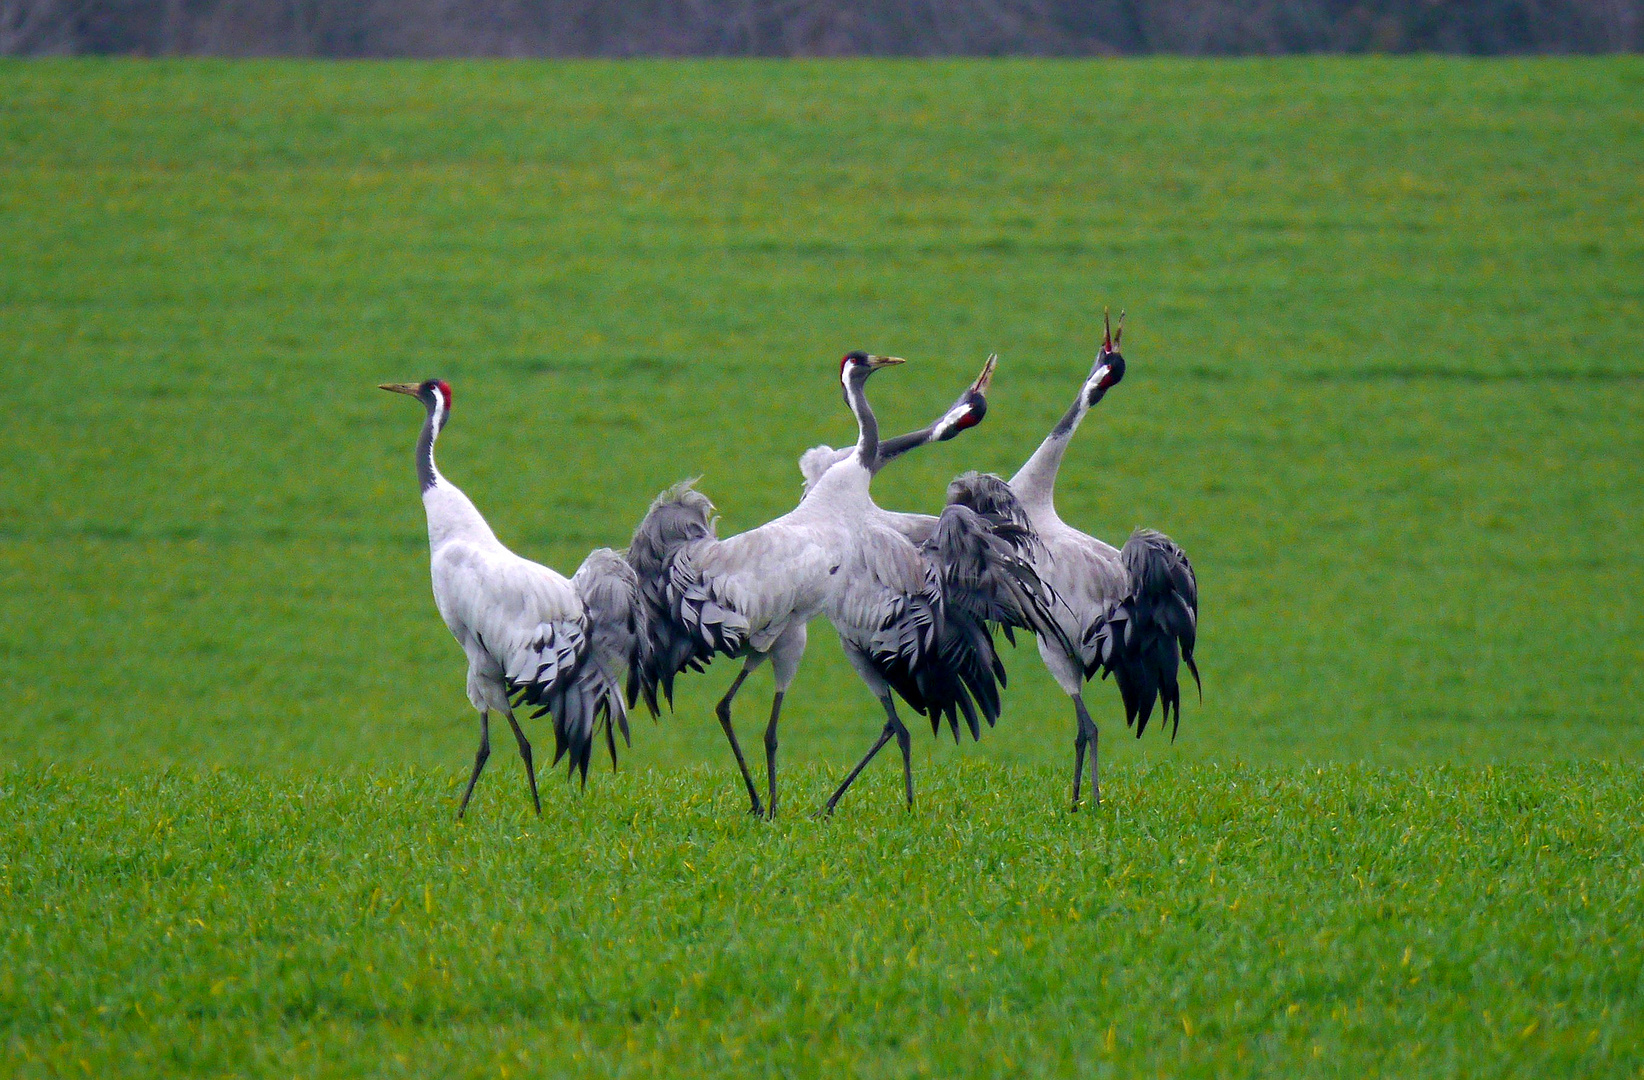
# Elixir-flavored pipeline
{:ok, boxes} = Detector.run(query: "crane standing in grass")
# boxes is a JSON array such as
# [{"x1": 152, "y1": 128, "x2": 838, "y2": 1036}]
[
  {"x1": 945, "y1": 314, "x2": 1200, "y2": 810},
  {"x1": 380, "y1": 378, "x2": 640, "y2": 817}
]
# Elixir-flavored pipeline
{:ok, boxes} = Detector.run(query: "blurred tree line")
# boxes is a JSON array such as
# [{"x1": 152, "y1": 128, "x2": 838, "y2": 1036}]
[{"x1": 3, "y1": 0, "x2": 1638, "y2": 55}]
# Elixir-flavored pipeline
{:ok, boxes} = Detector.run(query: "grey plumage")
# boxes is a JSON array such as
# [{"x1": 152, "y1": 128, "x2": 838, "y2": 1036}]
[
  {"x1": 627, "y1": 470, "x2": 836, "y2": 816},
  {"x1": 945, "y1": 471, "x2": 1033, "y2": 534},
  {"x1": 629, "y1": 353, "x2": 1012, "y2": 817},
  {"x1": 805, "y1": 356, "x2": 1065, "y2": 815},
  {"x1": 829, "y1": 516, "x2": 996, "y2": 744}
]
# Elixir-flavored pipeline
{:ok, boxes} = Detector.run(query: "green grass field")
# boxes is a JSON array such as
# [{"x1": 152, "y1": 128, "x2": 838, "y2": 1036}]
[{"x1": 2, "y1": 57, "x2": 1642, "y2": 1075}]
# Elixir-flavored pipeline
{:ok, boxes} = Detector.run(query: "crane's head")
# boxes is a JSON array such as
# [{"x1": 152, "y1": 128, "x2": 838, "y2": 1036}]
[
  {"x1": 929, "y1": 352, "x2": 996, "y2": 442},
  {"x1": 839, "y1": 351, "x2": 905, "y2": 391},
  {"x1": 1084, "y1": 309, "x2": 1126, "y2": 407},
  {"x1": 379, "y1": 378, "x2": 454, "y2": 432}
]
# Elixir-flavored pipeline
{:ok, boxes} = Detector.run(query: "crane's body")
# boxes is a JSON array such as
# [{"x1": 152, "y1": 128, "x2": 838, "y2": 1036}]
[
  {"x1": 630, "y1": 354, "x2": 1049, "y2": 817},
  {"x1": 382, "y1": 379, "x2": 635, "y2": 817},
  {"x1": 946, "y1": 315, "x2": 1200, "y2": 810}
]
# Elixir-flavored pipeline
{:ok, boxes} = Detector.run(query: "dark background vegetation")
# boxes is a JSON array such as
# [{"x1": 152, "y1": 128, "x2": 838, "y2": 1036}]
[{"x1": 3, "y1": 0, "x2": 1639, "y2": 56}]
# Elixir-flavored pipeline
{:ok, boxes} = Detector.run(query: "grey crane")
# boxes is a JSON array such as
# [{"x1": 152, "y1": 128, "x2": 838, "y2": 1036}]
[
  {"x1": 630, "y1": 354, "x2": 1061, "y2": 817},
  {"x1": 945, "y1": 313, "x2": 1200, "y2": 809},
  {"x1": 380, "y1": 379, "x2": 639, "y2": 817}
]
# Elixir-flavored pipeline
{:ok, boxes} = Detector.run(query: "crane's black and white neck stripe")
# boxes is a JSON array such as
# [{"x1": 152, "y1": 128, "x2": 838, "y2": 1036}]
[
  {"x1": 840, "y1": 352, "x2": 882, "y2": 470},
  {"x1": 411, "y1": 378, "x2": 453, "y2": 492}
]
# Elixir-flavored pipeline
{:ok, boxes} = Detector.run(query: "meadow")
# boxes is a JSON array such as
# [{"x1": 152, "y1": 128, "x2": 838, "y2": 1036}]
[{"x1": 0, "y1": 57, "x2": 1641, "y2": 1075}]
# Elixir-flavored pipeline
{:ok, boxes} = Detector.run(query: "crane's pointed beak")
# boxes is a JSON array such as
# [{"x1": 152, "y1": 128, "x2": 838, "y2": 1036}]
[
  {"x1": 867, "y1": 355, "x2": 906, "y2": 370},
  {"x1": 971, "y1": 353, "x2": 997, "y2": 396},
  {"x1": 379, "y1": 382, "x2": 421, "y2": 396}
]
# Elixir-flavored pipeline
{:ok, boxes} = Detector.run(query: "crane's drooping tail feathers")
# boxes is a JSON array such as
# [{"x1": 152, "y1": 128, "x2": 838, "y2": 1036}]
[
  {"x1": 625, "y1": 480, "x2": 742, "y2": 714},
  {"x1": 864, "y1": 499, "x2": 1071, "y2": 745},
  {"x1": 859, "y1": 560, "x2": 996, "y2": 745},
  {"x1": 571, "y1": 547, "x2": 644, "y2": 758},
  {"x1": 499, "y1": 619, "x2": 627, "y2": 785},
  {"x1": 1085, "y1": 528, "x2": 1200, "y2": 740}
]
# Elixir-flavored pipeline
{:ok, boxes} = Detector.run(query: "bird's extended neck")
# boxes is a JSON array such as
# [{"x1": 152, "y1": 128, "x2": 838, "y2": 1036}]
[
  {"x1": 1010, "y1": 391, "x2": 1089, "y2": 516},
  {"x1": 416, "y1": 400, "x2": 444, "y2": 493},
  {"x1": 845, "y1": 368, "x2": 880, "y2": 470},
  {"x1": 871, "y1": 427, "x2": 927, "y2": 474},
  {"x1": 412, "y1": 391, "x2": 495, "y2": 552}
]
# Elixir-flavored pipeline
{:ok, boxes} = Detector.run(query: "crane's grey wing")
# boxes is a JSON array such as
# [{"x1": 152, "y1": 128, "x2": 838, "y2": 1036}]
[
  {"x1": 1086, "y1": 528, "x2": 1200, "y2": 741},
  {"x1": 691, "y1": 523, "x2": 833, "y2": 652},
  {"x1": 628, "y1": 483, "x2": 832, "y2": 709},
  {"x1": 881, "y1": 510, "x2": 938, "y2": 546},
  {"x1": 432, "y1": 543, "x2": 580, "y2": 665},
  {"x1": 946, "y1": 471, "x2": 1033, "y2": 534},
  {"x1": 1033, "y1": 533, "x2": 1127, "y2": 667},
  {"x1": 572, "y1": 546, "x2": 644, "y2": 752},
  {"x1": 928, "y1": 502, "x2": 1074, "y2": 657}
]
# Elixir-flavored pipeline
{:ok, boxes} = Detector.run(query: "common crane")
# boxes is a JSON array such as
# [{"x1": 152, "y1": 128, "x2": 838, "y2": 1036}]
[
  {"x1": 945, "y1": 314, "x2": 1200, "y2": 809},
  {"x1": 380, "y1": 379, "x2": 639, "y2": 817}
]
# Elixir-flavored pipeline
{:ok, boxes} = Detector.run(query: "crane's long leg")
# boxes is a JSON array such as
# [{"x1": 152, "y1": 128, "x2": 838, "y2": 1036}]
[
  {"x1": 888, "y1": 695, "x2": 915, "y2": 811},
  {"x1": 457, "y1": 710, "x2": 492, "y2": 820},
  {"x1": 1071, "y1": 693, "x2": 1100, "y2": 811},
  {"x1": 501, "y1": 707, "x2": 541, "y2": 816},
  {"x1": 715, "y1": 657, "x2": 766, "y2": 816},
  {"x1": 764, "y1": 692, "x2": 784, "y2": 820},
  {"x1": 815, "y1": 719, "x2": 896, "y2": 818},
  {"x1": 817, "y1": 690, "x2": 912, "y2": 816},
  {"x1": 762, "y1": 623, "x2": 806, "y2": 820}
]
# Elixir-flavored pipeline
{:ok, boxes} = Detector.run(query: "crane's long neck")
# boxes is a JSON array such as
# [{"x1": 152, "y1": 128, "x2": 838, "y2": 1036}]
[
  {"x1": 872, "y1": 426, "x2": 926, "y2": 474},
  {"x1": 414, "y1": 391, "x2": 495, "y2": 551},
  {"x1": 416, "y1": 397, "x2": 444, "y2": 493},
  {"x1": 798, "y1": 365, "x2": 881, "y2": 515},
  {"x1": 845, "y1": 367, "x2": 880, "y2": 470},
  {"x1": 1010, "y1": 391, "x2": 1089, "y2": 518}
]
